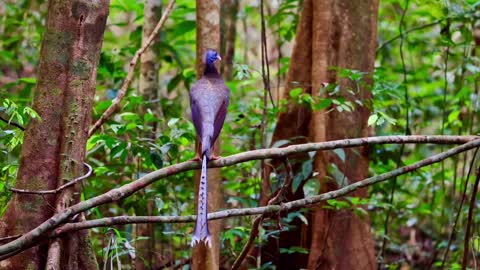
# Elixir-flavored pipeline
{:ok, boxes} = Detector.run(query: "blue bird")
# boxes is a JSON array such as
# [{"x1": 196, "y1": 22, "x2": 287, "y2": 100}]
[{"x1": 189, "y1": 49, "x2": 230, "y2": 247}]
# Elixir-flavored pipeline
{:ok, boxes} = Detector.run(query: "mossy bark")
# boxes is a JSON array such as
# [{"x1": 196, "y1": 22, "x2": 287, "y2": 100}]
[{"x1": 0, "y1": 1, "x2": 109, "y2": 269}]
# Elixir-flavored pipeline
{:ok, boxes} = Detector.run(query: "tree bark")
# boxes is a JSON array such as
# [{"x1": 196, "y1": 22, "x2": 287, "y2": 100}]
[
  {"x1": 220, "y1": 0, "x2": 239, "y2": 80},
  {"x1": 262, "y1": 0, "x2": 379, "y2": 269},
  {"x1": 192, "y1": 1, "x2": 223, "y2": 269},
  {"x1": 135, "y1": 1, "x2": 162, "y2": 269},
  {"x1": 0, "y1": 1, "x2": 109, "y2": 269},
  {"x1": 307, "y1": 1, "x2": 378, "y2": 269},
  {"x1": 257, "y1": 1, "x2": 314, "y2": 267}
]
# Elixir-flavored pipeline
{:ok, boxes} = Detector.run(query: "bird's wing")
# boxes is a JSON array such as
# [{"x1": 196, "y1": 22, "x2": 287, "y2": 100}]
[
  {"x1": 211, "y1": 89, "x2": 230, "y2": 145},
  {"x1": 189, "y1": 90, "x2": 203, "y2": 139}
]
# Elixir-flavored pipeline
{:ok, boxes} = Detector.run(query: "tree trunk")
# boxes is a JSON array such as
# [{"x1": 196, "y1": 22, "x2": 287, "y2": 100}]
[
  {"x1": 139, "y1": 0, "x2": 163, "y2": 120},
  {"x1": 220, "y1": 0, "x2": 239, "y2": 80},
  {"x1": 307, "y1": 1, "x2": 378, "y2": 269},
  {"x1": 192, "y1": 1, "x2": 223, "y2": 269},
  {"x1": 135, "y1": 0, "x2": 162, "y2": 269},
  {"x1": 0, "y1": 1, "x2": 109, "y2": 269},
  {"x1": 262, "y1": 0, "x2": 379, "y2": 269}
]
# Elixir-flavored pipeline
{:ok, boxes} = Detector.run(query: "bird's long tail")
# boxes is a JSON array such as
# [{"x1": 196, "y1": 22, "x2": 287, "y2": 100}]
[{"x1": 191, "y1": 154, "x2": 211, "y2": 247}]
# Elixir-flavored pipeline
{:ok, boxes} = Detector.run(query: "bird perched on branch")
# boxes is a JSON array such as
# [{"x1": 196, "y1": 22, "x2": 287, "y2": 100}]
[{"x1": 189, "y1": 49, "x2": 230, "y2": 247}]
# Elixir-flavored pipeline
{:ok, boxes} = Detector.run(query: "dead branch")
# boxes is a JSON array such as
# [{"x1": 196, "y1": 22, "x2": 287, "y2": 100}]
[
  {"x1": 0, "y1": 135, "x2": 478, "y2": 259},
  {"x1": 88, "y1": 0, "x2": 176, "y2": 137}
]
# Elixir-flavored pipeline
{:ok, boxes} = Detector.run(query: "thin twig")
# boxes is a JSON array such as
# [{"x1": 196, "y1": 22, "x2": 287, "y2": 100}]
[
  {"x1": 440, "y1": 17, "x2": 451, "y2": 226},
  {"x1": 231, "y1": 216, "x2": 262, "y2": 270},
  {"x1": 376, "y1": 19, "x2": 443, "y2": 52},
  {"x1": 0, "y1": 235, "x2": 21, "y2": 243},
  {"x1": 0, "y1": 136, "x2": 478, "y2": 258},
  {"x1": 7, "y1": 163, "x2": 93, "y2": 195},
  {"x1": 231, "y1": 158, "x2": 293, "y2": 269},
  {"x1": 462, "y1": 166, "x2": 480, "y2": 270},
  {"x1": 440, "y1": 148, "x2": 479, "y2": 267},
  {"x1": 259, "y1": 0, "x2": 274, "y2": 108},
  {"x1": 379, "y1": 1, "x2": 410, "y2": 265},
  {"x1": 0, "y1": 115, "x2": 25, "y2": 131},
  {"x1": 88, "y1": 0, "x2": 176, "y2": 137}
]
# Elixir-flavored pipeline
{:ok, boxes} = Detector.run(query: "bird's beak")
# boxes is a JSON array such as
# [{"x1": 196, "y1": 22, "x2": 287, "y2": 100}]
[{"x1": 217, "y1": 55, "x2": 222, "y2": 61}]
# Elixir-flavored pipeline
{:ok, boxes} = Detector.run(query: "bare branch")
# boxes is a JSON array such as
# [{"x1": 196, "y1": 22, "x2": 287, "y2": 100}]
[
  {"x1": 88, "y1": 0, "x2": 176, "y2": 137},
  {"x1": 0, "y1": 135, "x2": 478, "y2": 258},
  {"x1": 462, "y1": 166, "x2": 480, "y2": 269},
  {"x1": 0, "y1": 235, "x2": 21, "y2": 244},
  {"x1": 0, "y1": 115, "x2": 25, "y2": 131},
  {"x1": 7, "y1": 163, "x2": 92, "y2": 195}
]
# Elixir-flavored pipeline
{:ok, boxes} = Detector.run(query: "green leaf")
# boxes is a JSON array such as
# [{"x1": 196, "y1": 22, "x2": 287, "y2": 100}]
[
  {"x1": 119, "y1": 112, "x2": 139, "y2": 121},
  {"x1": 314, "y1": 98, "x2": 332, "y2": 110},
  {"x1": 303, "y1": 178, "x2": 320, "y2": 197},
  {"x1": 167, "y1": 118, "x2": 179, "y2": 127},
  {"x1": 150, "y1": 150, "x2": 163, "y2": 169},
  {"x1": 280, "y1": 246, "x2": 309, "y2": 254},
  {"x1": 447, "y1": 110, "x2": 460, "y2": 124},
  {"x1": 292, "y1": 174, "x2": 303, "y2": 193},
  {"x1": 155, "y1": 197, "x2": 165, "y2": 211},
  {"x1": 367, "y1": 113, "x2": 378, "y2": 126},
  {"x1": 333, "y1": 148, "x2": 346, "y2": 163},
  {"x1": 271, "y1": 139, "x2": 290, "y2": 148},
  {"x1": 19, "y1": 77, "x2": 37, "y2": 84},
  {"x1": 289, "y1": 88, "x2": 302, "y2": 98}
]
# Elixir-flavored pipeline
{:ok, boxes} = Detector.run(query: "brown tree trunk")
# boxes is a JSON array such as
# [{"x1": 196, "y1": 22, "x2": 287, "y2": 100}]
[
  {"x1": 257, "y1": 1, "x2": 314, "y2": 268},
  {"x1": 192, "y1": 1, "x2": 223, "y2": 269},
  {"x1": 0, "y1": 1, "x2": 109, "y2": 269},
  {"x1": 307, "y1": 1, "x2": 378, "y2": 269},
  {"x1": 262, "y1": 0, "x2": 379, "y2": 269},
  {"x1": 135, "y1": 1, "x2": 162, "y2": 269}
]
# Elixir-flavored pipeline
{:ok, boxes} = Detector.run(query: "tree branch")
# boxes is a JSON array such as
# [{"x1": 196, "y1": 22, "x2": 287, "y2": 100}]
[
  {"x1": 0, "y1": 135, "x2": 478, "y2": 258},
  {"x1": 462, "y1": 166, "x2": 480, "y2": 269},
  {"x1": 0, "y1": 115, "x2": 25, "y2": 131},
  {"x1": 87, "y1": 0, "x2": 176, "y2": 137},
  {"x1": 7, "y1": 163, "x2": 92, "y2": 195}
]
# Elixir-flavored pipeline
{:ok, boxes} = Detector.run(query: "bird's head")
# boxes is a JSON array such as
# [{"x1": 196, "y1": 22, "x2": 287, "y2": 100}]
[{"x1": 205, "y1": 49, "x2": 221, "y2": 66}]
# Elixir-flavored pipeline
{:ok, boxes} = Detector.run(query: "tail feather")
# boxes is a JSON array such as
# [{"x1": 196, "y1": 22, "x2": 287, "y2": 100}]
[{"x1": 191, "y1": 154, "x2": 211, "y2": 247}]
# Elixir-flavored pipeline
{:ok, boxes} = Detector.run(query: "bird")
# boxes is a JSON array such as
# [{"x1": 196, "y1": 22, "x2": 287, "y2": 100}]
[{"x1": 189, "y1": 49, "x2": 230, "y2": 247}]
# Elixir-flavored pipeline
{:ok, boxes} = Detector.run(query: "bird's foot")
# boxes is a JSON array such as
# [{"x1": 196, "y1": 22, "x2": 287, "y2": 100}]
[
  {"x1": 209, "y1": 154, "x2": 221, "y2": 160},
  {"x1": 190, "y1": 235, "x2": 212, "y2": 248},
  {"x1": 190, "y1": 154, "x2": 202, "y2": 162}
]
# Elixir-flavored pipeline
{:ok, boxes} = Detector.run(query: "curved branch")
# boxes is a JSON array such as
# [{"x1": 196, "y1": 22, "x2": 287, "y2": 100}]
[
  {"x1": 0, "y1": 135, "x2": 478, "y2": 258},
  {"x1": 88, "y1": 0, "x2": 176, "y2": 137},
  {"x1": 7, "y1": 163, "x2": 92, "y2": 195},
  {"x1": 376, "y1": 19, "x2": 442, "y2": 52}
]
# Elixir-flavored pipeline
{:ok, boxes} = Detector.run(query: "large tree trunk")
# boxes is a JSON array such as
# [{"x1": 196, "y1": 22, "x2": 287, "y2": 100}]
[
  {"x1": 307, "y1": 1, "x2": 378, "y2": 268},
  {"x1": 0, "y1": 1, "x2": 109, "y2": 269},
  {"x1": 257, "y1": 1, "x2": 313, "y2": 267},
  {"x1": 192, "y1": 1, "x2": 223, "y2": 269},
  {"x1": 262, "y1": 0, "x2": 379, "y2": 269},
  {"x1": 135, "y1": 1, "x2": 162, "y2": 269}
]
